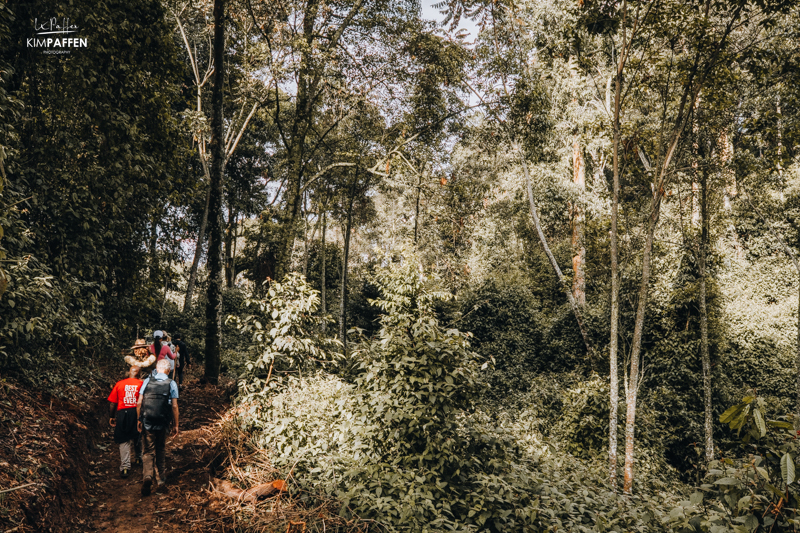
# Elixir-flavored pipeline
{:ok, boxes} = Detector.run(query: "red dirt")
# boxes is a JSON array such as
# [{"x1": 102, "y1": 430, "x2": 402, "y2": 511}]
[
  {"x1": 0, "y1": 370, "x2": 234, "y2": 533},
  {"x1": 86, "y1": 376, "x2": 231, "y2": 532}
]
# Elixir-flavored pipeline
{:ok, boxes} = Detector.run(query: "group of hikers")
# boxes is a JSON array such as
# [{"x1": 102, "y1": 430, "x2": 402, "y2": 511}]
[{"x1": 106, "y1": 330, "x2": 192, "y2": 496}]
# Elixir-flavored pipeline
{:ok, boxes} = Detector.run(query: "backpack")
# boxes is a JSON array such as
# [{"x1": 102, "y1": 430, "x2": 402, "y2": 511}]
[{"x1": 140, "y1": 378, "x2": 173, "y2": 428}]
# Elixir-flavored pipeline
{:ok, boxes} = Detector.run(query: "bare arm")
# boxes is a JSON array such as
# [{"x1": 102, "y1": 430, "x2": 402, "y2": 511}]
[{"x1": 109, "y1": 401, "x2": 117, "y2": 426}]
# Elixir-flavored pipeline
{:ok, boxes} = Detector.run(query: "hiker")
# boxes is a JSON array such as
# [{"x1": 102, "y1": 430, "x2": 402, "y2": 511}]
[
  {"x1": 108, "y1": 366, "x2": 143, "y2": 478},
  {"x1": 126, "y1": 338, "x2": 156, "y2": 370},
  {"x1": 173, "y1": 333, "x2": 190, "y2": 386},
  {"x1": 165, "y1": 332, "x2": 179, "y2": 377},
  {"x1": 136, "y1": 358, "x2": 179, "y2": 496},
  {"x1": 150, "y1": 330, "x2": 176, "y2": 372}
]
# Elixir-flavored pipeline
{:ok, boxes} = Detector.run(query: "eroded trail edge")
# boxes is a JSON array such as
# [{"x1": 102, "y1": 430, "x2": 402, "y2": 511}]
[{"x1": 86, "y1": 379, "x2": 230, "y2": 533}]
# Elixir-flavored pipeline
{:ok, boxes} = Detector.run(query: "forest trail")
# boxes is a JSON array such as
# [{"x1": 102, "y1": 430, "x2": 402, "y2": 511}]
[{"x1": 85, "y1": 377, "x2": 230, "y2": 533}]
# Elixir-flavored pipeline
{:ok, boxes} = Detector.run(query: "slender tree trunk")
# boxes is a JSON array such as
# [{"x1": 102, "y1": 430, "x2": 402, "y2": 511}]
[
  {"x1": 274, "y1": 0, "x2": 320, "y2": 281},
  {"x1": 340, "y1": 176, "x2": 356, "y2": 352},
  {"x1": 231, "y1": 213, "x2": 239, "y2": 286},
  {"x1": 622, "y1": 198, "x2": 663, "y2": 493},
  {"x1": 224, "y1": 204, "x2": 238, "y2": 288},
  {"x1": 320, "y1": 210, "x2": 327, "y2": 334},
  {"x1": 303, "y1": 201, "x2": 325, "y2": 279},
  {"x1": 699, "y1": 168, "x2": 713, "y2": 462},
  {"x1": 204, "y1": 0, "x2": 225, "y2": 385},
  {"x1": 184, "y1": 185, "x2": 211, "y2": 311},
  {"x1": 609, "y1": 70, "x2": 622, "y2": 491},
  {"x1": 572, "y1": 138, "x2": 586, "y2": 306},
  {"x1": 414, "y1": 174, "x2": 421, "y2": 244},
  {"x1": 518, "y1": 146, "x2": 595, "y2": 367},
  {"x1": 302, "y1": 200, "x2": 310, "y2": 278}
]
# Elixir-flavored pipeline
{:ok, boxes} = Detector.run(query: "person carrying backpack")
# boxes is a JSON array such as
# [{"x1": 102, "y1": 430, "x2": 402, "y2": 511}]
[
  {"x1": 107, "y1": 365, "x2": 143, "y2": 478},
  {"x1": 136, "y1": 358, "x2": 179, "y2": 496}
]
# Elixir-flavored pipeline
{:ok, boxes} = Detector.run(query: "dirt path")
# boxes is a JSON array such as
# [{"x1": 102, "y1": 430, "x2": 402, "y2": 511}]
[{"x1": 85, "y1": 376, "x2": 230, "y2": 532}]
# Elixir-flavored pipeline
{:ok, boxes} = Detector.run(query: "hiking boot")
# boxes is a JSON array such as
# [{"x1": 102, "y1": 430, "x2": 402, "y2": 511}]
[
  {"x1": 141, "y1": 476, "x2": 152, "y2": 496},
  {"x1": 121, "y1": 469, "x2": 130, "y2": 479}
]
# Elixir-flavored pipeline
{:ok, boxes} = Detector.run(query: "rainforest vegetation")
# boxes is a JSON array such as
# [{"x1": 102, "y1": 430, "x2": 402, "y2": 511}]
[{"x1": 2, "y1": 0, "x2": 800, "y2": 531}]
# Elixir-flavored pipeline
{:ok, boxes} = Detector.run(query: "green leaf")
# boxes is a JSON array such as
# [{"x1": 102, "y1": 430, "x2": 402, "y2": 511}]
[
  {"x1": 766, "y1": 420, "x2": 793, "y2": 430},
  {"x1": 714, "y1": 477, "x2": 740, "y2": 486},
  {"x1": 781, "y1": 453, "x2": 795, "y2": 485},
  {"x1": 753, "y1": 408, "x2": 766, "y2": 437},
  {"x1": 765, "y1": 483, "x2": 785, "y2": 499},
  {"x1": 731, "y1": 404, "x2": 751, "y2": 430},
  {"x1": 720, "y1": 403, "x2": 745, "y2": 424},
  {"x1": 744, "y1": 514, "x2": 758, "y2": 533}
]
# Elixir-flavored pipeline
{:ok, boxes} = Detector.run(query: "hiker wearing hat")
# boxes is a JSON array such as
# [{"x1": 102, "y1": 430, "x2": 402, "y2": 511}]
[
  {"x1": 126, "y1": 338, "x2": 156, "y2": 369},
  {"x1": 137, "y1": 358, "x2": 179, "y2": 496},
  {"x1": 108, "y1": 366, "x2": 143, "y2": 478},
  {"x1": 150, "y1": 330, "x2": 176, "y2": 372}
]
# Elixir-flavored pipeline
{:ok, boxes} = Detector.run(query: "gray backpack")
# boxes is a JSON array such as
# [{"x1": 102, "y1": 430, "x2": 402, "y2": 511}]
[{"x1": 140, "y1": 379, "x2": 172, "y2": 428}]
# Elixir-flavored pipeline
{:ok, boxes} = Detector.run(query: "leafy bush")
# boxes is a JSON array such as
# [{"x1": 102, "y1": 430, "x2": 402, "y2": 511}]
[
  {"x1": 233, "y1": 273, "x2": 341, "y2": 396},
  {"x1": 233, "y1": 247, "x2": 696, "y2": 532},
  {"x1": 666, "y1": 392, "x2": 800, "y2": 532}
]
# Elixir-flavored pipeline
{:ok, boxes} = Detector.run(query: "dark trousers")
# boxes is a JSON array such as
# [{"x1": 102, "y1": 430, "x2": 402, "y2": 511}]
[
  {"x1": 176, "y1": 359, "x2": 184, "y2": 386},
  {"x1": 142, "y1": 428, "x2": 167, "y2": 481}
]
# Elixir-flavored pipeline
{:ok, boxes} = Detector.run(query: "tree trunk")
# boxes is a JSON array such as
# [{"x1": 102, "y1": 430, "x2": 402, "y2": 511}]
[
  {"x1": 224, "y1": 204, "x2": 238, "y2": 288},
  {"x1": 204, "y1": 0, "x2": 225, "y2": 385},
  {"x1": 274, "y1": 0, "x2": 320, "y2": 281},
  {"x1": 184, "y1": 185, "x2": 211, "y2": 311},
  {"x1": 339, "y1": 177, "x2": 356, "y2": 353},
  {"x1": 518, "y1": 146, "x2": 595, "y2": 367},
  {"x1": 609, "y1": 70, "x2": 622, "y2": 491},
  {"x1": 302, "y1": 200, "x2": 310, "y2": 278},
  {"x1": 303, "y1": 201, "x2": 325, "y2": 279},
  {"x1": 231, "y1": 213, "x2": 239, "y2": 286},
  {"x1": 572, "y1": 138, "x2": 586, "y2": 306},
  {"x1": 414, "y1": 173, "x2": 421, "y2": 244},
  {"x1": 320, "y1": 210, "x2": 327, "y2": 334},
  {"x1": 622, "y1": 197, "x2": 663, "y2": 493},
  {"x1": 699, "y1": 168, "x2": 713, "y2": 462}
]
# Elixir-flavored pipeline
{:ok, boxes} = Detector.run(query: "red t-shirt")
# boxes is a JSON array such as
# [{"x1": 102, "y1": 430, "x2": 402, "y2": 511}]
[{"x1": 107, "y1": 378, "x2": 143, "y2": 410}]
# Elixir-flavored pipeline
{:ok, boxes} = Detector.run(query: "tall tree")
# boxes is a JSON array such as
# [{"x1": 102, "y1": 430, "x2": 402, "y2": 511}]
[
  {"x1": 173, "y1": 1, "x2": 266, "y2": 310},
  {"x1": 205, "y1": 0, "x2": 226, "y2": 384},
  {"x1": 3, "y1": 0, "x2": 184, "y2": 334},
  {"x1": 244, "y1": 0, "x2": 421, "y2": 281},
  {"x1": 571, "y1": 139, "x2": 586, "y2": 306},
  {"x1": 606, "y1": 0, "x2": 784, "y2": 493},
  {"x1": 698, "y1": 158, "x2": 713, "y2": 462}
]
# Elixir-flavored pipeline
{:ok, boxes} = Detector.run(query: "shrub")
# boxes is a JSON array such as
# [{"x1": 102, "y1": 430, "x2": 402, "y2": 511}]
[{"x1": 666, "y1": 392, "x2": 800, "y2": 532}]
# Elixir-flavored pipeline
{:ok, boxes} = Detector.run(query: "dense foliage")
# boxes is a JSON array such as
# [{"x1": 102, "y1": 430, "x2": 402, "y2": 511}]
[{"x1": 1, "y1": 0, "x2": 800, "y2": 529}]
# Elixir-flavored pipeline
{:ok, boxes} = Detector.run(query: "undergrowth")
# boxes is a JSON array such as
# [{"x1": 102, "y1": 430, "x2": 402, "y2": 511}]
[{"x1": 218, "y1": 248, "x2": 695, "y2": 532}]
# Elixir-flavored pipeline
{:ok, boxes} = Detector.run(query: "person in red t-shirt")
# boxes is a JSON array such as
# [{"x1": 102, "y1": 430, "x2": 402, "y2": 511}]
[{"x1": 108, "y1": 366, "x2": 143, "y2": 478}]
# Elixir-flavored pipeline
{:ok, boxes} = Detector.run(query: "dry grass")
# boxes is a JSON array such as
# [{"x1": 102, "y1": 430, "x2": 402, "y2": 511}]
[{"x1": 208, "y1": 409, "x2": 383, "y2": 533}]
